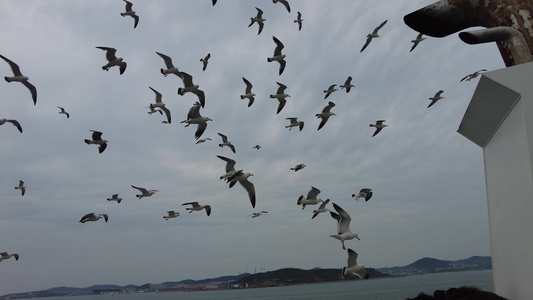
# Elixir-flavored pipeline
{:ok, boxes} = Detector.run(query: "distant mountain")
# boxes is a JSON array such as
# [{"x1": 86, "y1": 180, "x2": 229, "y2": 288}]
[
  {"x1": 376, "y1": 256, "x2": 492, "y2": 275},
  {"x1": 162, "y1": 273, "x2": 251, "y2": 286}
]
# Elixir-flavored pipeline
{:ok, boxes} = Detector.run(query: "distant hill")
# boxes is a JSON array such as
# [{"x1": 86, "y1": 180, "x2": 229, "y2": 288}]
[{"x1": 376, "y1": 256, "x2": 492, "y2": 275}]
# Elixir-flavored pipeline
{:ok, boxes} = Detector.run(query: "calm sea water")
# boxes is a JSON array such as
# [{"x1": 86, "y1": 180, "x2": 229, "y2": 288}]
[{"x1": 38, "y1": 270, "x2": 493, "y2": 300}]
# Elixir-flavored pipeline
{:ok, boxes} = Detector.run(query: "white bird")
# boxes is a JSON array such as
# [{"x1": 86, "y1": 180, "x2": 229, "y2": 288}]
[
  {"x1": 79, "y1": 213, "x2": 108, "y2": 223},
  {"x1": 148, "y1": 86, "x2": 171, "y2": 124},
  {"x1": 120, "y1": 0, "x2": 139, "y2": 29},
  {"x1": 177, "y1": 71, "x2": 206, "y2": 108},
  {"x1": 84, "y1": 130, "x2": 108, "y2": 153},
  {"x1": 156, "y1": 52, "x2": 180, "y2": 77},
  {"x1": 330, "y1": 203, "x2": 360, "y2": 250},
  {"x1": 200, "y1": 53, "x2": 210, "y2": 71},
  {"x1": 352, "y1": 188, "x2": 373, "y2": 202},
  {"x1": 131, "y1": 185, "x2": 158, "y2": 199},
  {"x1": 182, "y1": 202, "x2": 211, "y2": 216},
  {"x1": 248, "y1": 7, "x2": 266, "y2": 35},
  {"x1": 253, "y1": 145, "x2": 261, "y2": 150},
  {"x1": 227, "y1": 170, "x2": 256, "y2": 208},
  {"x1": 180, "y1": 102, "x2": 212, "y2": 140},
  {"x1": 270, "y1": 82, "x2": 290, "y2": 114},
  {"x1": 0, "y1": 118, "x2": 22, "y2": 133},
  {"x1": 461, "y1": 69, "x2": 487, "y2": 82},
  {"x1": 15, "y1": 180, "x2": 26, "y2": 196},
  {"x1": 410, "y1": 33, "x2": 426, "y2": 52},
  {"x1": 294, "y1": 11, "x2": 303, "y2": 31},
  {"x1": 267, "y1": 36, "x2": 286, "y2": 76},
  {"x1": 273, "y1": 0, "x2": 290, "y2": 12},
  {"x1": 249, "y1": 211, "x2": 268, "y2": 218},
  {"x1": 297, "y1": 186, "x2": 323, "y2": 210},
  {"x1": 316, "y1": 101, "x2": 336, "y2": 130},
  {"x1": 0, "y1": 54, "x2": 37, "y2": 105},
  {"x1": 218, "y1": 132, "x2": 236, "y2": 153},
  {"x1": 57, "y1": 106, "x2": 70, "y2": 118},
  {"x1": 216, "y1": 155, "x2": 238, "y2": 182},
  {"x1": 0, "y1": 252, "x2": 19, "y2": 262},
  {"x1": 96, "y1": 47, "x2": 127, "y2": 75},
  {"x1": 107, "y1": 194, "x2": 122, "y2": 203},
  {"x1": 344, "y1": 248, "x2": 368, "y2": 279},
  {"x1": 290, "y1": 163, "x2": 306, "y2": 172},
  {"x1": 340, "y1": 76, "x2": 355, "y2": 93},
  {"x1": 428, "y1": 90, "x2": 444, "y2": 108},
  {"x1": 285, "y1": 117, "x2": 304, "y2": 131},
  {"x1": 360, "y1": 20, "x2": 388, "y2": 52},
  {"x1": 196, "y1": 137, "x2": 212, "y2": 144},
  {"x1": 312, "y1": 199, "x2": 330, "y2": 219},
  {"x1": 240, "y1": 77, "x2": 256, "y2": 107},
  {"x1": 369, "y1": 120, "x2": 387, "y2": 137},
  {"x1": 163, "y1": 211, "x2": 180, "y2": 220},
  {"x1": 323, "y1": 84, "x2": 338, "y2": 99}
]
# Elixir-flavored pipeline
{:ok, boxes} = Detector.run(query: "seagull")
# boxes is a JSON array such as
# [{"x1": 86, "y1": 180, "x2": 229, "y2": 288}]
[
  {"x1": 340, "y1": 76, "x2": 355, "y2": 93},
  {"x1": 330, "y1": 203, "x2": 360, "y2": 250},
  {"x1": 84, "y1": 130, "x2": 108, "y2": 153},
  {"x1": 360, "y1": 19, "x2": 388, "y2": 52},
  {"x1": 240, "y1": 77, "x2": 256, "y2": 107},
  {"x1": 227, "y1": 170, "x2": 256, "y2": 208},
  {"x1": 285, "y1": 117, "x2": 304, "y2": 131},
  {"x1": 273, "y1": 0, "x2": 290, "y2": 13},
  {"x1": 156, "y1": 52, "x2": 180, "y2": 77},
  {"x1": 270, "y1": 82, "x2": 290, "y2": 114},
  {"x1": 316, "y1": 101, "x2": 336, "y2": 131},
  {"x1": 249, "y1": 211, "x2": 268, "y2": 218},
  {"x1": 253, "y1": 145, "x2": 261, "y2": 150},
  {"x1": 96, "y1": 47, "x2": 127, "y2": 75},
  {"x1": 352, "y1": 188, "x2": 373, "y2": 202},
  {"x1": 121, "y1": 0, "x2": 139, "y2": 28},
  {"x1": 148, "y1": 87, "x2": 171, "y2": 124},
  {"x1": 107, "y1": 194, "x2": 122, "y2": 204},
  {"x1": 312, "y1": 199, "x2": 330, "y2": 219},
  {"x1": 248, "y1": 7, "x2": 266, "y2": 35},
  {"x1": 200, "y1": 53, "x2": 210, "y2": 71},
  {"x1": 297, "y1": 186, "x2": 324, "y2": 210},
  {"x1": 163, "y1": 211, "x2": 180, "y2": 220},
  {"x1": 180, "y1": 102, "x2": 212, "y2": 140},
  {"x1": 196, "y1": 137, "x2": 212, "y2": 144},
  {"x1": 182, "y1": 202, "x2": 211, "y2": 216},
  {"x1": 460, "y1": 69, "x2": 488, "y2": 82},
  {"x1": 177, "y1": 71, "x2": 206, "y2": 108},
  {"x1": 267, "y1": 36, "x2": 286, "y2": 76},
  {"x1": 57, "y1": 106, "x2": 70, "y2": 118},
  {"x1": 146, "y1": 105, "x2": 163, "y2": 115},
  {"x1": 79, "y1": 213, "x2": 108, "y2": 223},
  {"x1": 290, "y1": 163, "x2": 306, "y2": 172},
  {"x1": 218, "y1": 132, "x2": 236, "y2": 153},
  {"x1": 131, "y1": 185, "x2": 158, "y2": 199},
  {"x1": 410, "y1": 33, "x2": 426, "y2": 52},
  {"x1": 0, "y1": 54, "x2": 37, "y2": 105},
  {"x1": 369, "y1": 120, "x2": 387, "y2": 137},
  {"x1": 0, "y1": 118, "x2": 22, "y2": 133},
  {"x1": 294, "y1": 11, "x2": 303, "y2": 31},
  {"x1": 15, "y1": 180, "x2": 26, "y2": 196},
  {"x1": 323, "y1": 84, "x2": 338, "y2": 99},
  {"x1": 344, "y1": 249, "x2": 368, "y2": 279},
  {"x1": 0, "y1": 252, "x2": 19, "y2": 262},
  {"x1": 428, "y1": 90, "x2": 444, "y2": 108},
  {"x1": 216, "y1": 155, "x2": 238, "y2": 182}
]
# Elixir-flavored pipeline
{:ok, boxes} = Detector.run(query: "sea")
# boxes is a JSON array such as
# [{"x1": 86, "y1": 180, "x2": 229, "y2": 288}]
[{"x1": 34, "y1": 270, "x2": 494, "y2": 300}]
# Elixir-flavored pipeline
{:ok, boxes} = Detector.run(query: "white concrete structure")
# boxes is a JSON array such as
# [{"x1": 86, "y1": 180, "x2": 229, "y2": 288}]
[{"x1": 458, "y1": 62, "x2": 533, "y2": 300}]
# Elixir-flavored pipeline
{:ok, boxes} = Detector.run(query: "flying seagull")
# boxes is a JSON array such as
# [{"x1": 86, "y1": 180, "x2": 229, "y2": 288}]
[
  {"x1": 360, "y1": 20, "x2": 388, "y2": 52},
  {"x1": 218, "y1": 132, "x2": 236, "y2": 153},
  {"x1": 96, "y1": 47, "x2": 127, "y2": 75},
  {"x1": 270, "y1": 82, "x2": 290, "y2": 114},
  {"x1": 148, "y1": 87, "x2": 171, "y2": 124},
  {"x1": 200, "y1": 53, "x2": 210, "y2": 71},
  {"x1": 79, "y1": 213, "x2": 108, "y2": 223},
  {"x1": 0, "y1": 54, "x2": 37, "y2": 105},
  {"x1": 156, "y1": 52, "x2": 180, "y2": 77},
  {"x1": 253, "y1": 145, "x2": 261, "y2": 150},
  {"x1": 273, "y1": 0, "x2": 290, "y2": 13},
  {"x1": 323, "y1": 84, "x2": 338, "y2": 99},
  {"x1": 344, "y1": 248, "x2": 368, "y2": 279},
  {"x1": 330, "y1": 202, "x2": 360, "y2": 250},
  {"x1": 121, "y1": 0, "x2": 139, "y2": 28},
  {"x1": 131, "y1": 185, "x2": 158, "y2": 199},
  {"x1": 177, "y1": 71, "x2": 206, "y2": 108},
  {"x1": 216, "y1": 155, "x2": 238, "y2": 182},
  {"x1": 352, "y1": 188, "x2": 373, "y2": 202},
  {"x1": 369, "y1": 120, "x2": 387, "y2": 137},
  {"x1": 340, "y1": 76, "x2": 355, "y2": 93},
  {"x1": 57, "y1": 106, "x2": 70, "y2": 118},
  {"x1": 181, "y1": 102, "x2": 212, "y2": 140},
  {"x1": 0, "y1": 252, "x2": 19, "y2": 262},
  {"x1": 182, "y1": 202, "x2": 211, "y2": 216},
  {"x1": 240, "y1": 77, "x2": 256, "y2": 107},
  {"x1": 249, "y1": 211, "x2": 268, "y2": 218},
  {"x1": 107, "y1": 194, "x2": 122, "y2": 203},
  {"x1": 84, "y1": 130, "x2": 108, "y2": 153},
  {"x1": 294, "y1": 11, "x2": 303, "y2": 31},
  {"x1": 227, "y1": 170, "x2": 256, "y2": 208},
  {"x1": 316, "y1": 101, "x2": 336, "y2": 130},
  {"x1": 0, "y1": 118, "x2": 22, "y2": 133},
  {"x1": 163, "y1": 211, "x2": 180, "y2": 220},
  {"x1": 290, "y1": 163, "x2": 306, "y2": 172},
  {"x1": 410, "y1": 33, "x2": 426, "y2": 52},
  {"x1": 15, "y1": 180, "x2": 26, "y2": 196},
  {"x1": 285, "y1": 117, "x2": 304, "y2": 131},
  {"x1": 196, "y1": 137, "x2": 212, "y2": 144},
  {"x1": 312, "y1": 199, "x2": 330, "y2": 219},
  {"x1": 460, "y1": 69, "x2": 487, "y2": 82},
  {"x1": 267, "y1": 36, "x2": 286, "y2": 76},
  {"x1": 249, "y1": 7, "x2": 266, "y2": 35},
  {"x1": 146, "y1": 105, "x2": 163, "y2": 115},
  {"x1": 428, "y1": 90, "x2": 444, "y2": 108},
  {"x1": 297, "y1": 186, "x2": 324, "y2": 210}
]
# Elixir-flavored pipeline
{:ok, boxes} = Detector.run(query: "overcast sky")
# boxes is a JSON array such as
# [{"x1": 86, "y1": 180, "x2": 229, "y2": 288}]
[{"x1": 0, "y1": 0, "x2": 505, "y2": 295}]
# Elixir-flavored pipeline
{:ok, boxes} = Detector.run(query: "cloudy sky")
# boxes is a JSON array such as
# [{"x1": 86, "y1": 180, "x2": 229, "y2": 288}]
[{"x1": 0, "y1": 0, "x2": 505, "y2": 295}]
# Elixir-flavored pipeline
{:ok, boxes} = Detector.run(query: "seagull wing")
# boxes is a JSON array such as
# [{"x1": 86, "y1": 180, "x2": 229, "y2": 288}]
[
  {"x1": 373, "y1": 19, "x2": 388, "y2": 34},
  {"x1": 131, "y1": 185, "x2": 148, "y2": 193},
  {"x1": 242, "y1": 77, "x2": 253, "y2": 94},
  {"x1": 218, "y1": 132, "x2": 229, "y2": 143},
  {"x1": 276, "y1": 98, "x2": 286, "y2": 114},
  {"x1": 307, "y1": 186, "x2": 321, "y2": 199},
  {"x1": 217, "y1": 155, "x2": 236, "y2": 173},
  {"x1": 156, "y1": 52, "x2": 175, "y2": 69},
  {"x1": 182, "y1": 201, "x2": 199, "y2": 207},
  {"x1": 333, "y1": 203, "x2": 352, "y2": 234},
  {"x1": 160, "y1": 106, "x2": 171, "y2": 124},
  {"x1": 179, "y1": 71, "x2": 194, "y2": 87},
  {"x1": 272, "y1": 36, "x2": 284, "y2": 56},
  {"x1": 195, "y1": 122, "x2": 207, "y2": 140},
  {"x1": 149, "y1": 87, "x2": 163, "y2": 103},
  {"x1": 360, "y1": 37, "x2": 372, "y2": 52},
  {"x1": 91, "y1": 130, "x2": 103, "y2": 140},
  {"x1": 124, "y1": 0, "x2": 133, "y2": 11},
  {"x1": 187, "y1": 103, "x2": 201, "y2": 119},
  {"x1": 96, "y1": 47, "x2": 117, "y2": 61},
  {"x1": 0, "y1": 54, "x2": 23, "y2": 76},
  {"x1": 192, "y1": 89, "x2": 205, "y2": 108},
  {"x1": 7, "y1": 120, "x2": 23, "y2": 133},
  {"x1": 277, "y1": 0, "x2": 291, "y2": 12},
  {"x1": 239, "y1": 179, "x2": 256, "y2": 208}
]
